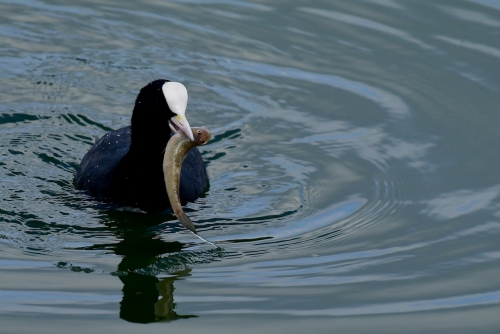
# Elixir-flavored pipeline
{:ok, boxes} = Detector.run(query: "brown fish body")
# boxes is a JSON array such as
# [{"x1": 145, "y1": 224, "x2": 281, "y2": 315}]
[{"x1": 163, "y1": 126, "x2": 211, "y2": 234}]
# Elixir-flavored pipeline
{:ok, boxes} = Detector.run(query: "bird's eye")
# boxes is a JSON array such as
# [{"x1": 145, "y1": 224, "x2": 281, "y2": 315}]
[{"x1": 197, "y1": 130, "x2": 202, "y2": 135}]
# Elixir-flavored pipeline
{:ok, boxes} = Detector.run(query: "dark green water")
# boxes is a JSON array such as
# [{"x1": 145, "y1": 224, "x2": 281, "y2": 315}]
[{"x1": 1, "y1": 0, "x2": 500, "y2": 332}]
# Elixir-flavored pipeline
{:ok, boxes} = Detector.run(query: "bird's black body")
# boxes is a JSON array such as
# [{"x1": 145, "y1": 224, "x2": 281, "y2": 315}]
[{"x1": 75, "y1": 80, "x2": 208, "y2": 211}]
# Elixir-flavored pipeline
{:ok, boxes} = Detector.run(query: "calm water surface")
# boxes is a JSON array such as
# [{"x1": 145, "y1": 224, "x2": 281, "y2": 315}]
[{"x1": 1, "y1": 0, "x2": 500, "y2": 332}]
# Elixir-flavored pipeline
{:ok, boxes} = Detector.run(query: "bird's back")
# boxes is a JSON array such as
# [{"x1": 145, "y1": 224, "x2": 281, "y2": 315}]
[{"x1": 75, "y1": 126, "x2": 132, "y2": 201}]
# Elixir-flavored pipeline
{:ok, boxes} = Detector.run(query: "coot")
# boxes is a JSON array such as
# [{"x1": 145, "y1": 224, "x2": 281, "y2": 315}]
[{"x1": 75, "y1": 79, "x2": 209, "y2": 211}]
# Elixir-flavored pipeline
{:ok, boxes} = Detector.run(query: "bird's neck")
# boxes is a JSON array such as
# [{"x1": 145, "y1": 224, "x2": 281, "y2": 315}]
[{"x1": 129, "y1": 130, "x2": 169, "y2": 158}]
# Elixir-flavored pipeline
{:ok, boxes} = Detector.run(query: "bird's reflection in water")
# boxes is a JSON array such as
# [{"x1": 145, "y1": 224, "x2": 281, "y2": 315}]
[
  {"x1": 119, "y1": 269, "x2": 195, "y2": 323},
  {"x1": 87, "y1": 207, "x2": 201, "y2": 323}
]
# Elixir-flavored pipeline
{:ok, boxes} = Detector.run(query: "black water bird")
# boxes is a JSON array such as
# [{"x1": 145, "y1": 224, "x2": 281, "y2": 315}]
[{"x1": 75, "y1": 79, "x2": 208, "y2": 211}]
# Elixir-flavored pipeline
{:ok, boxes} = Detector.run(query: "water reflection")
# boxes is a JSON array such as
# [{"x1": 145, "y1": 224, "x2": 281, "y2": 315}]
[
  {"x1": 119, "y1": 271, "x2": 196, "y2": 323},
  {"x1": 81, "y1": 209, "x2": 208, "y2": 323}
]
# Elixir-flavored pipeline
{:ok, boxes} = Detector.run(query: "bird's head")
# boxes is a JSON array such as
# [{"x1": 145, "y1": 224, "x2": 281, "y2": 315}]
[{"x1": 131, "y1": 79, "x2": 195, "y2": 151}]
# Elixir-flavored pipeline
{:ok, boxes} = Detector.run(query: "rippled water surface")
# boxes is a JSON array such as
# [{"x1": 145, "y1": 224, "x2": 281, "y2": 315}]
[{"x1": 1, "y1": 0, "x2": 500, "y2": 332}]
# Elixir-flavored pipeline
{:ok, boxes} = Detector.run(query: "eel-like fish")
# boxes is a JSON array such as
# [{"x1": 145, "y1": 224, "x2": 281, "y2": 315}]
[{"x1": 163, "y1": 126, "x2": 211, "y2": 234}]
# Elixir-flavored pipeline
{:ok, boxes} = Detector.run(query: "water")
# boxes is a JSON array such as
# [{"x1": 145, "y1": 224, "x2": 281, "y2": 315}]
[{"x1": 1, "y1": 0, "x2": 500, "y2": 332}]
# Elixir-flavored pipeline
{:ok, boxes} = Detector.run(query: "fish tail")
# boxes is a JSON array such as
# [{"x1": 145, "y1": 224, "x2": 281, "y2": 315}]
[{"x1": 177, "y1": 211, "x2": 197, "y2": 234}]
